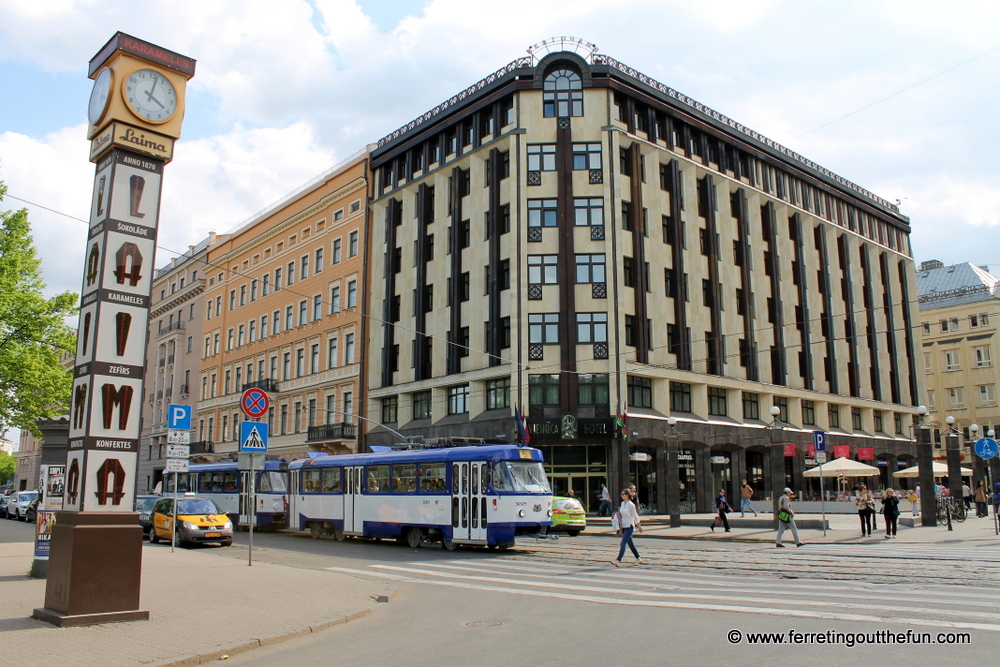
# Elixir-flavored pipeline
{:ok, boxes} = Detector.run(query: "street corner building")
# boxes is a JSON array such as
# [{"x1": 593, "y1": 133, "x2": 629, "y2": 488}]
[{"x1": 362, "y1": 39, "x2": 923, "y2": 513}]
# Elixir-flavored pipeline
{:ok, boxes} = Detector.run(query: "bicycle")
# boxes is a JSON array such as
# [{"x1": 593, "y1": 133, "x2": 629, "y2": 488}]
[
  {"x1": 637, "y1": 503, "x2": 650, "y2": 515},
  {"x1": 936, "y1": 497, "x2": 967, "y2": 523}
]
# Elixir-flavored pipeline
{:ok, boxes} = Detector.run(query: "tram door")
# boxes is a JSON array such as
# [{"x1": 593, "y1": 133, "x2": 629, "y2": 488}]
[
  {"x1": 451, "y1": 462, "x2": 487, "y2": 543},
  {"x1": 238, "y1": 470, "x2": 254, "y2": 526},
  {"x1": 343, "y1": 466, "x2": 364, "y2": 535}
]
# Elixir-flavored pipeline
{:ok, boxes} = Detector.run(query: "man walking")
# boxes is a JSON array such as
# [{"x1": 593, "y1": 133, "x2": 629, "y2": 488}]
[
  {"x1": 598, "y1": 482, "x2": 612, "y2": 517},
  {"x1": 740, "y1": 480, "x2": 758, "y2": 517}
]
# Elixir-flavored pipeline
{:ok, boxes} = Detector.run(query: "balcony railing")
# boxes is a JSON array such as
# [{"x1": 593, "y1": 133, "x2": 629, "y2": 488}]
[
  {"x1": 179, "y1": 383, "x2": 190, "y2": 396},
  {"x1": 307, "y1": 423, "x2": 358, "y2": 442},
  {"x1": 243, "y1": 378, "x2": 280, "y2": 393},
  {"x1": 157, "y1": 321, "x2": 186, "y2": 335},
  {"x1": 189, "y1": 441, "x2": 214, "y2": 455}
]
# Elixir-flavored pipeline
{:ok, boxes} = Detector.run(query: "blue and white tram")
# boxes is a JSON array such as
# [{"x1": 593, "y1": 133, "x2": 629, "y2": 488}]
[
  {"x1": 163, "y1": 460, "x2": 289, "y2": 530},
  {"x1": 287, "y1": 445, "x2": 553, "y2": 549}
]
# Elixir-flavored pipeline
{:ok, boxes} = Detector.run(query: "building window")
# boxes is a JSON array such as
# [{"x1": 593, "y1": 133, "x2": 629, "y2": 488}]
[
  {"x1": 328, "y1": 337, "x2": 339, "y2": 368},
  {"x1": 627, "y1": 376, "x2": 652, "y2": 409},
  {"x1": 707, "y1": 387, "x2": 727, "y2": 417},
  {"x1": 248, "y1": 320, "x2": 256, "y2": 343},
  {"x1": 670, "y1": 382, "x2": 691, "y2": 413},
  {"x1": 573, "y1": 198, "x2": 604, "y2": 226},
  {"x1": 572, "y1": 143, "x2": 602, "y2": 170},
  {"x1": 298, "y1": 300, "x2": 308, "y2": 326},
  {"x1": 971, "y1": 313, "x2": 989, "y2": 328},
  {"x1": 342, "y1": 392, "x2": 353, "y2": 422},
  {"x1": 978, "y1": 384, "x2": 996, "y2": 407},
  {"x1": 287, "y1": 261, "x2": 295, "y2": 286},
  {"x1": 413, "y1": 391, "x2": 432, "y2": 419},
  {"x1": 315, "y1": 247, "x2": 324, "y2": 273},
  {"x1": 623, "y1": 257, "x2": 634, "y2": 287},
  {"x1": 922, "y1": 322, "x2": 930, "y2": 335},
  {"x1": 948, "y1": 387, "x2": 964, "y2": 409},
  {"x1": 575, "y1": 254, "x2": 606, "y2": 283},
  {"x1": 743, "y1": 392, "x2": 760, "y2": 420},
  {"x1": 486, "y1": 378, "x2": 511, "y2": 410},
  {"x1": 347, "y1": 280, "x2": 357, "y2": 308},
  {"x1": 975, "y1": 345, "x2": 992, "y2": 367},
  {"x1": 448, "y1": 385, "x2": 470, "y2": 415},
  {"x1": 529, "y1": 374, "x2": 560, "y2": 405},
  {"x1": 578, "y1": 374, "x2": 609, "y2": 406},
  {"x1": 237, "y1": 325, "x2": 245, "y2": 347},
  {"x1": 828, "y1": 404, "x2": 841, "y2": 428},
  {"x1": 873, "y1": 409, "x2": 884, "y2": 433},
  {"x1": 310, "y1": 344, "x2": 319, "y2": 374},
  {"x1": 944, "y1": 349, "x2": 961, "y2": 371},
  {"x1": 349, "y1": 231, "x2": 359, "y2": 257},
  {"x1": 528, "y1": 255, "x2": 559, "y2": 284},
  {"x1": 528, "y1": 199, "x2": 558, "y2": 227},
  {"x1": 528, "y1": 313, "x2": 559, "y2": 344},
  {"x1": 345, "y1": 333, "x2": 356, "y2": 364},
  {"x1": 296, "y1": 348, "x2": 305, "y2": 377},
  {"x1": 576, "y1": 313, "x2": 608, "y2": 343},
  {"x1": 301, "y1": 254, "x2": 309, "y2": 280},
  {"x1": 285, "y1": 306, "x2": 293, "y2": 331},
  {"x1": 283, "y1": 352, "x2": 291, "y2": 380},
  {"x1": 332, "y1": 239, "x2": 342, "y2": 264},
  {"x1": 381, "y1": 396, "x2": 398, "y2": 424},
  {"x1": 527, "y1": 144, "x2": 557, "y2": 171},
  {"x1": 331, "y1": 286, "x2": 341, "y2": 313},
  {"x1": 542, "y1": 68, "x2": 583, "y2": 117},
  {"x1": 229, "y1": 290, "x2": 236, "y2": 311},
  {"x1": 802, "y1": 400, "x2": 816, "y2": 426},
  {"x1": 774, "y1": 397, "x2": 789, "y2": 423}
]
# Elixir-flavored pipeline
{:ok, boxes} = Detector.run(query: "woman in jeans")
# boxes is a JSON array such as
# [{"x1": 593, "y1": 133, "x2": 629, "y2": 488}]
[
  {"x1": 855, "y1": 484, "x2": 875, "y2": 536},
  {"x1": 611, "y1": 489, "x2": 642, "y2": 566},
  {"x1": 881, "y1": 488, "x2": 900, "y2": 538}
]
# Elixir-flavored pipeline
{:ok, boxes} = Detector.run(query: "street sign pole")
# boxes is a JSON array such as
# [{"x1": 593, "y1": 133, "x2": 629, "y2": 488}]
[{"x1": 813, "y1": 431, "x2": 827, "y2": 536}]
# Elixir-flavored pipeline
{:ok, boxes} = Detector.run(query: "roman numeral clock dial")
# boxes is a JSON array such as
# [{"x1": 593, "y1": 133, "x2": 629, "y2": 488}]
[{"x1": 122, "y1": 68, "x2": 177, "y2": 123}]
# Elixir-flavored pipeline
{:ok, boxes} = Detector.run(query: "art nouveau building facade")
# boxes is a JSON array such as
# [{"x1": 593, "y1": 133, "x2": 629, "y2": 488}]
[
  {"x1": 197, "y1": 151, "x2": 369, "y2": 462},
  {"x1": 363, "y1": 45, "x2": 922, "y2": 512}
]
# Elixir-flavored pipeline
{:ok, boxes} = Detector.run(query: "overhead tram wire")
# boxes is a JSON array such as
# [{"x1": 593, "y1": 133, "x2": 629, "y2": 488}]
[{"x1": 7, "y1": 190, "x2": 984, "y2": 415}]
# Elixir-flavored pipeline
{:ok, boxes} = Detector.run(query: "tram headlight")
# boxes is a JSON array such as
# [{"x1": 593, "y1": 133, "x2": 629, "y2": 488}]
[{"x1": 518, "y1": 509, "x2": 526, "y2": 517}]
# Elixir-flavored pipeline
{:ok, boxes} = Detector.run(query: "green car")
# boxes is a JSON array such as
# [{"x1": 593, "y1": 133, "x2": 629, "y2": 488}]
[{"x1": 550, "y1": 496, "x2": 586, "y2": 536}]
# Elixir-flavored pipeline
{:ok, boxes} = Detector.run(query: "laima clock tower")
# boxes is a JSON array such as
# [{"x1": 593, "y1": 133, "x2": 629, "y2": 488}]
[{"x1": 35, "y1": 33, "x2": 195, "y2": 626}]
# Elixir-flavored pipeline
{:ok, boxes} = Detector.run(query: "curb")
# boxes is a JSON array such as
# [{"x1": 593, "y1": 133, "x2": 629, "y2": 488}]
[{"x1": 142, "y1": 607, "x2": 375, "y2": 666}]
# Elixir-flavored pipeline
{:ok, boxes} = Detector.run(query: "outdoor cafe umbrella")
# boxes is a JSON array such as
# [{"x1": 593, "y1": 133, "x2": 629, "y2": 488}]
[
  {"x1": 802, "y1": 457, "x2": 880, "y2": 477},
  {"x1": 892, "y1": 461, "x2": 974, "y2": 478}
]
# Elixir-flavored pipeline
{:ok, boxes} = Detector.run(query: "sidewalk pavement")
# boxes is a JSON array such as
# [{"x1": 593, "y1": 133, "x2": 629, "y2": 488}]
[
  {"x1": 583, "y1": 511, "x2": 1000, "y2": 545},
  {"x1": 1, "y1": 540, "x2": 390, "y2": 666}
]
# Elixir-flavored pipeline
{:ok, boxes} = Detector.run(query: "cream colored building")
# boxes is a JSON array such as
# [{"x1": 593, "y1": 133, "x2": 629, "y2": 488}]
[
  {"x1": 197, "y1": 150, "x2": 370, "y2": 461},
  {"x1": 364, "y1": 42, "x2": 922, "y2": 512},
  {"x1": 917, "y1": 259, "x2": 1000, "y2": 460}
]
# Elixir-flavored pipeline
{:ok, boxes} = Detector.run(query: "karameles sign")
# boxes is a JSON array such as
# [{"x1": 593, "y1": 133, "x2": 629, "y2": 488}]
[{"x1": 527, "y1": 415, "x2": 615, "y2": 441}]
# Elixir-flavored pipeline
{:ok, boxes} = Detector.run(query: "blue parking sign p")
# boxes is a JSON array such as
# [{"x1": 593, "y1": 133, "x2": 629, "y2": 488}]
[
  {"x1": 812, "y1": 430, "x2": 826, "y2": 451},
  {"x1": 168, "y1": 404, "x2": 192, "y2": 430}
]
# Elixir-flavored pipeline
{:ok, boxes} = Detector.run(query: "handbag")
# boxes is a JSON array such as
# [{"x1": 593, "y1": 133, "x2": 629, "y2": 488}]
[
  {"x1": 777, "y1": 509, "x2": 792, "y2": 522},
  {"x1": 712, "y1": 515, "x2": 722, "y2": 528},
  {"x1": 611, "y1": 511, "x2": 622, "y2": 533}
]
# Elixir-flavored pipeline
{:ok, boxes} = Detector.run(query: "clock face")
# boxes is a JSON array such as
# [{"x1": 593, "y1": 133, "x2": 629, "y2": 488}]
[
  {"x1": 88, "y1": 67, "x2": 113, "y2": 125},
  {"x1": 122, "y1": 68, "x2": 178, "y2": 124}
]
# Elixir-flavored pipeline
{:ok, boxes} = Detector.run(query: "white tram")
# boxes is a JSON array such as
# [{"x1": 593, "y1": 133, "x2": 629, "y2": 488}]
[
  {"x1": 163, "y1": 460, "x2": 289, "y2": 530},
  {"x1": 287, "y1": 443, "x2": 553, "y2": 549}
]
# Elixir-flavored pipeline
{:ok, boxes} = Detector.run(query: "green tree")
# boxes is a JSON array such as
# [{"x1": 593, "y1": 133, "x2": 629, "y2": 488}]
[
  {"x1": 0, "y1": 451, "x2": 15, "y2": 486},
  {"x1": 0, "y1": 182, "x2": 77, "y2": 436}
]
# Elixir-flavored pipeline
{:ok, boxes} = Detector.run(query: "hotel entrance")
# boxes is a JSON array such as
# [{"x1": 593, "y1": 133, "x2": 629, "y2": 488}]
[{"x1": 536, "y1": 443, "x2": 609, "y2": 513}]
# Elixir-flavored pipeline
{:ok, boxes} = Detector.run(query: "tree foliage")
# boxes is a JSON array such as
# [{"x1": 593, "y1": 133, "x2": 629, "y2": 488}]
[
  {"x1": 0, "y1": 182, "x2": 77, "y2": 436},
  {"x1": 0, "y1": 451, "x2": 15, "y2": 486}
]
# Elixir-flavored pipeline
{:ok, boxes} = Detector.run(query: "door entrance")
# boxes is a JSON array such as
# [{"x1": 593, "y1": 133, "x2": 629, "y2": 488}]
[
  {"x1": 343, "y1": 466, "x2": 363, "y2": 535},
  {"x1": 451, "y1": 462, "x2": 487, "y2": 543}
]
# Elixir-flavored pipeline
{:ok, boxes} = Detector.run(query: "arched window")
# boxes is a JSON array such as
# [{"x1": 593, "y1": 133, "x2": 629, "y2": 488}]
[{"x1": 543, "y1": 68, "x2": 583, "y2": 117}]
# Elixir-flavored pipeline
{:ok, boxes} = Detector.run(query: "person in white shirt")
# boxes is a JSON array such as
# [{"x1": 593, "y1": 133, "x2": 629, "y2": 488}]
[
  {"x1": 611, "y1": 490, "x2": 642, "y2": 566},
  {"x1": 598, "y1": 482, "x2": 612, "y2": 516}
]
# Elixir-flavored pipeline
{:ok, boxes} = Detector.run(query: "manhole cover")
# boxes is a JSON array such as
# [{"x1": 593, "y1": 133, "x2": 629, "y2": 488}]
[{"x1": 463, "y1": 620, "x2": 508, "y2": 627}]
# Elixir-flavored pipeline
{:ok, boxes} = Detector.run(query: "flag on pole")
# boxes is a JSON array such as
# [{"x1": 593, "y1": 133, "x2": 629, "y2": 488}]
[
  {"x1": 514, "y1": 405, "x2": 531, "y2": 446},
  {"x1": 616, "y1": 402, "x2": 628, "y2": 440}
]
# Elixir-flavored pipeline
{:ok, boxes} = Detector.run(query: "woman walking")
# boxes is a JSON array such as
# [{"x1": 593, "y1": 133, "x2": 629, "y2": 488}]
[
  {"x1": 611, "y1": 489, "x2": 642, "y2": 566},
  {"x1": 713, "y1": 489, "x2": 733, "y2": 532},
  {"x1": 855, "y1": 484, "x2": 875, "y2": 536},
  {"x1": 775, "y1": 488, "x2": 804, "y2": 548},
  {"x1": 975, "y1": 481, "x2": 988, "y2": 518},
  {"x1": 881, "y1": 488, "x2": 900, "y2": 538}
]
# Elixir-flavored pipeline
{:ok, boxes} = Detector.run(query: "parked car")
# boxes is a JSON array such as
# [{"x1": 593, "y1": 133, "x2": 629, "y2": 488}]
[
  {"x1": 550, "y1": 496, "x2": 586, "y2": 536},
  {"x1": 148, "y1": 495, "x2": 233, "y2": 547},
  {"x1": 24, "y1": 497, "x2": 40, "y2": 523},
  {"x1": 0, "y1": 494, "x2": 9, "y2": 519},
  {"x1": 135, "y1": 495, "x2": 160, "y2": 534},
  {"x1": 8, "y1": 491, "x2": 39, "y2": 521}
]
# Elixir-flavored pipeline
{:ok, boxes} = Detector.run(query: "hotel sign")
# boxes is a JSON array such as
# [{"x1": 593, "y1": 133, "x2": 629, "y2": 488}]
[{"x1": 527, "y1": 416, "x2": 615, "y2": 441}]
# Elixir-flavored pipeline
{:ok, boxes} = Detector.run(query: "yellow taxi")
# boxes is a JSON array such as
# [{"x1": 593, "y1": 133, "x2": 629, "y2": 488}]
[
  {"x1": 148, "y1": 494, "x2": 233, "y2": 547},
  {"x1": 550, "y1": 496, "x2": 586, "y2": 536}
]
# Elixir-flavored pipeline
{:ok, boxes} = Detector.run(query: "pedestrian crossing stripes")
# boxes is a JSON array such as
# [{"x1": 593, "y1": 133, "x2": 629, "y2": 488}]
[
  {"x1": 325, "y1": 557, "x2": 1000, "y2": 632},
  {"x1": 774, "y1": 543, "x2": 1000, "y2": 562}
]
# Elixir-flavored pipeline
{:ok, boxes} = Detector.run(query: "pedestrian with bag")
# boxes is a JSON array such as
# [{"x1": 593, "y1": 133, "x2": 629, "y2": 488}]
[
  {"x1": 881, "y1": 488, "x2": 900, "y2": 538},
  {"x1": 598, "y1": 482, "x2": 612, "y2": 517},
  {"x1": 740, "y1": 480, "x2": 758, "y2": 517},
  {"x1": 610, "y1": 489, "x2": 642, "y2": 567},
  {"x1": 855, "y1": 484, "x2": 875, "y2": 536},
  {"x1": 775, "y1": 487, "x2": 804, "y2": 548},
  {"x1": 975, "y1": 481, "x2": 988, "y2": 518},
  {"x1": 712, "y1": 489, "x2": 733, "y2": 532}
]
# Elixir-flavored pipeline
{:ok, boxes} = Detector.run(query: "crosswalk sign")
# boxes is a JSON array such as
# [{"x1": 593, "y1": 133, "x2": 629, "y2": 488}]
[{"x1": 240, "y1": 422, "x2": 269, "y2": 452}]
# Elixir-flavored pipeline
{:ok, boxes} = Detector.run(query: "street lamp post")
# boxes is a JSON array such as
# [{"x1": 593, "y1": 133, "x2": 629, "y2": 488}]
[
  {"x1": 915, "y1": 406, "x2": 936, "y2": 527},
  {"x1": 665, "y1": 417, "x2": 681, "y2": 528},
  {"x1": 767, "y1": 405, "x2": 784, "y2": 529}
]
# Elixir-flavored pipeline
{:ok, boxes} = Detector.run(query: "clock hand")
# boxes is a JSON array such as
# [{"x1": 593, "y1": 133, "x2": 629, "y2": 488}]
[{"x1": 144, "y1": 78, "x2": 165, "y2": 109}]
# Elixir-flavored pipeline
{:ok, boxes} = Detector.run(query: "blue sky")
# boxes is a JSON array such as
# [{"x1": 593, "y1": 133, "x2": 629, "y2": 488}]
[{"x1": 0, "y1": 1, "x2": 998, "y2": 313}]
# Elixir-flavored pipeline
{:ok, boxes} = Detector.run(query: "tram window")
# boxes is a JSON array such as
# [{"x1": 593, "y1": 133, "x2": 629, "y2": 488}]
[
  {"x1": 199, "y1": 473, "x2": 224, "y2": 493},
  {"x1": 472, "y1": 493, "x2": 478, "y2": 528},
  {"x1": 471, "y1": 466, "x2": 479, "y2": 496},
  {"x1": 462, "y1": 464, "x2": 469, "y2": 494},
  {"x1": 222, "y1": 471, "x2": 238, "y2": 492},
  {"x1": 302, "y1": 469, "x2": 322, "y2": 493},
  {"x1": 259, "y1": 471, "x2": 288, "y2": 493},
  {"x1": 420, "y1": 463, "x2": 446, "y2": 492},
  {"x1": 490, "y1": 463, "x2": 512, "y2": 492},
  {"x1": 481, "y1": 497, "x2": 488, "y2": 526},
  {"x1": 321, "y1": 468, "x2": 342, "y2": 493},
  {"x1": 368, "y1": 465, "x2": 390, "y2": 492},
  {"x1": 393, "y1": 464, "x2": 417, "y2": 492},
  {"x1": 164, "y1": 473, "x2": 189, "y2": 493},
  {"x1": 452, "y1": 464, "x2": 460, "y2": 494}
]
